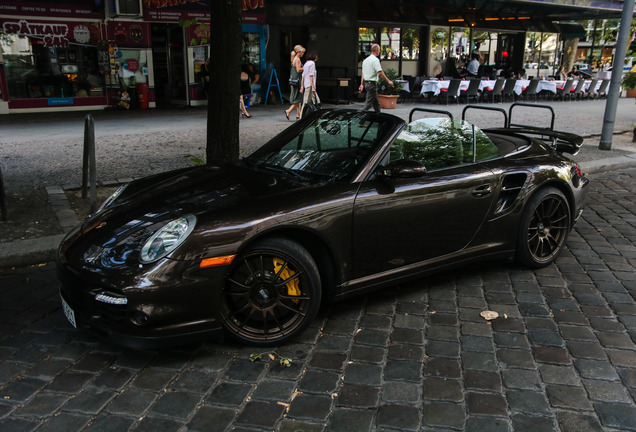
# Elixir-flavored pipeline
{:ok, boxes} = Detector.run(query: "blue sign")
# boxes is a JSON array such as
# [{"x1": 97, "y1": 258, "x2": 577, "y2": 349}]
[{"x1": 48, "y1": 98, "x2": 74, "y2": 106}]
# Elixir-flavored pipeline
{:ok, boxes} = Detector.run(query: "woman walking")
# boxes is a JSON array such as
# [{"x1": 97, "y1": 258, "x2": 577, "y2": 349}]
[
  {"x1": 300, "y1": 51, "x2": 319, "y2": 119},
  {"x1": 284, "y1": 45, "x2": 305, "y2": 121}
]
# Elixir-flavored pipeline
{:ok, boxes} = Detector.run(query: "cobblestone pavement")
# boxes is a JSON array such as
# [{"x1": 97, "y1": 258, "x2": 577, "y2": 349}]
[{"x1": 0, "y1": 167, "x2": 635, "y2": 431}]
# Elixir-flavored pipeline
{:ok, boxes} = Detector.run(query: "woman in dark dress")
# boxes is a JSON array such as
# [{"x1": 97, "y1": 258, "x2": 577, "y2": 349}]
[
  {"x1": 239, "y1": 65, "x2": 251, "y2": 118},
  {"x1": 284, "y1": 45, "x2": 305, "y2": 120}
]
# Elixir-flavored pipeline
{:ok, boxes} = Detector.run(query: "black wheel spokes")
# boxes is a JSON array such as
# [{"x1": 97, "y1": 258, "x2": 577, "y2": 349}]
[{"x1": 527, "y1": 197, "x2": 569, "y2": 260}]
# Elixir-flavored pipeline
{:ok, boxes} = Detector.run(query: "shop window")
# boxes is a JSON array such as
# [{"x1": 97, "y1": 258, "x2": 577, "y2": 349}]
[
  {"x1": 381, "y1": 27, "x2": 400, "y2": 60},
  {"x1": 524, "y1": 32, "x2": 558, "y2": 77},
  {"x1": 401, "y1": 29, "x2": 419, "y2": 60},
  {"x1": 358, "y1": 27, "x2": 376, "y2": 58},
  {"x1": 1, "y1": 34, "x2": 104, "y2": 99},
  {"x1": 242, "y1": 32, "x2": 261, "y2": 68}
]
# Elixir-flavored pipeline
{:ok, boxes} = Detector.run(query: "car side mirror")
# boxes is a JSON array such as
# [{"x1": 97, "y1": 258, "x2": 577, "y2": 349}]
[{"x1": 376, "y1": 160, "x2": 427, "y2": 178}]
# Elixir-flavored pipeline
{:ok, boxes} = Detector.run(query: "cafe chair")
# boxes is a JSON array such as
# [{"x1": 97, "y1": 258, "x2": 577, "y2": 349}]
[
  {"x1": 596, "y1": 79, "x2": 610, "y2": 99},
  {"x1": 583, "y1": 78, "x2": 599, "y2": 100},
  {"x1": 438, "y1": 79, "x2": 461, "y2": 105},
  {"x1": 502, "y1": 78, "x2": 517, "y2": 103},
  {"x1": 570, "y1": 79, "x2": 586, "y2": 101},
  {"x1": 555, "y1": 78, "x2": 574, "y2": 101},
  {"x1": 460, "y1": 78, "x2": 481, "y2": 104},
  {"x1": 522, "y1": 78, "x2": 540, "y2": 102},
  {"x1": 482, "y1": 78, "x2": 505, "y2": 103}
]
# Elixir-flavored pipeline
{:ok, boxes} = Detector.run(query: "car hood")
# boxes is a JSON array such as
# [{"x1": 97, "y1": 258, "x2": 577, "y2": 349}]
[{"x1": 80, "y1": 164, "x2": 310, "y2": 249}]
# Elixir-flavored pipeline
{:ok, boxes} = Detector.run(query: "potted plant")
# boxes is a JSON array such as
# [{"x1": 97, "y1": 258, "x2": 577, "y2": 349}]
[
  {"x1": 621, "y1": 71, "x2": 636, "y2": 98},
  {"x1": 377, "y1": 68, "x2": 404, "y2": 109}
]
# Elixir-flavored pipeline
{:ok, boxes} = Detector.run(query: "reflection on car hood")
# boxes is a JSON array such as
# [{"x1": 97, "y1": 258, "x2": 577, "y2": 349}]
[{"x1": 81, "y1": 165, "x2": 306, "y2": 248}]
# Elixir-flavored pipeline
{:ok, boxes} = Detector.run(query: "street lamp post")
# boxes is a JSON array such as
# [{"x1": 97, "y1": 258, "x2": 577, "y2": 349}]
[{"x1": 599, "y1": 0, "x2": 635, "y2": 150}]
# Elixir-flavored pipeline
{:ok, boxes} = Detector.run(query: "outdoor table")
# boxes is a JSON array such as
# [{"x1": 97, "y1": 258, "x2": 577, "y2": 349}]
[
  {"x1": 396, "y1": 79, "x2": 410, "y2": 93},
  {"x1": 420, "y1": 80, "x2": 443, "y2": 96}
]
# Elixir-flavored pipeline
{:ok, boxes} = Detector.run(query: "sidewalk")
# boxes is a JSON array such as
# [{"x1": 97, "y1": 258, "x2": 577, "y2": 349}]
[{"x1": 0, "y1": 99, "x2": 635, "y2": 269}]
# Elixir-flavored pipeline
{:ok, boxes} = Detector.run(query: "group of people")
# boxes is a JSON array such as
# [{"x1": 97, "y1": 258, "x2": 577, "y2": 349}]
[
  {"x1": 284, "y1": 45, "x2": 320, "y2": 121},
  {"x1": 285, "y1": 41, "x2": 395, "y2": 118}
]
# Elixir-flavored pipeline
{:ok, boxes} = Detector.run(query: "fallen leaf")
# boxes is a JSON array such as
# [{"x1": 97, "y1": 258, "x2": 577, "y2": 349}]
[{"x1": 480, "y1": 310, "x2": 499, "y2": 320}]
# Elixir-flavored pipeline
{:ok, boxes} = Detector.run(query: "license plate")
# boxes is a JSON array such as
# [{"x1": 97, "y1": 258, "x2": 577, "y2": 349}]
[{"x1": 61, "y1": 296, "x2": 77, "y2": 328}]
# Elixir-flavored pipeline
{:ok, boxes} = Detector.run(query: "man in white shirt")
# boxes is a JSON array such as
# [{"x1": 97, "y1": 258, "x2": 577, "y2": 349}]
[
  {"x1": 467, "y1": 53, "x2": 480, "y2": 77},
  {"x1": 358, "y1": 43, "x2": 393, "y2": 113}
]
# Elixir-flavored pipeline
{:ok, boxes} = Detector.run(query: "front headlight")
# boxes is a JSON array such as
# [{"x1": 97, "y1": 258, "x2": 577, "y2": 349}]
[
  {"x1": 139, "y1": 214, "x2": 197, "y2": 264},
  {"x1": 97, "y1": 184, "x2": 128, "y2": 213}
]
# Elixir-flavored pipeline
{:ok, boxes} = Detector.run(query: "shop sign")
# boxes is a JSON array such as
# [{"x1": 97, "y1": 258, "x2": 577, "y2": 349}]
[
  {"x1": 106, "y1": 21, "x2": 151, "y2": 47},
  {"x1": 48, "y1": 97, "x2": 74, "y2": 105},
  {"x1": 0, "y1": 19, "x2": 101, "y2": 47},
  {"x1": 0, "y1": 1, "x2": 103, "y2": 20},
  {"x1": 142, "y1": 0, "x2": 265, "y2": 22}
]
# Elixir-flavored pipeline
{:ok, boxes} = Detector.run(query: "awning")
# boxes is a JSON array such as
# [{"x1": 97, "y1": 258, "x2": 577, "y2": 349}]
[{"x1": 554, "y1": 21, "x2": 587, "y2": 39}]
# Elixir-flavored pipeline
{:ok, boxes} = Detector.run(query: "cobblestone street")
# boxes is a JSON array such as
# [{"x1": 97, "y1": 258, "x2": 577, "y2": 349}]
[{"x1": 0, "y1": 167, "x2": 635, "y2": 431}]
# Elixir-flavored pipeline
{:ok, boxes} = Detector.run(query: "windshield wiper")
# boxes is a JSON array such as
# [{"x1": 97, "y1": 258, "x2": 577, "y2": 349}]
[{"x1": 255, "y1": 162, "x2": 310, "y2": 181}]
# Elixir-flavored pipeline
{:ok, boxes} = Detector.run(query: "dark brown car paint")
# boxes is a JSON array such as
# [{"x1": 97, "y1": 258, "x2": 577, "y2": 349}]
[{"x1": 57, "y1": 110, "x2": 589, "y2": 348}]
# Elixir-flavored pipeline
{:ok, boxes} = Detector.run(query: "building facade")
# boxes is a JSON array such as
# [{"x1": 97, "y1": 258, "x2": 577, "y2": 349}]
[{"x1": 0, "y1": 0, "x2": 625, "y2": 114}]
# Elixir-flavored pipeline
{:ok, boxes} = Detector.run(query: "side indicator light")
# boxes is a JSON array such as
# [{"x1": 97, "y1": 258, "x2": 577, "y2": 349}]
[{"x1": 200, "y1": 255, "x2": 236, "y2": 268}]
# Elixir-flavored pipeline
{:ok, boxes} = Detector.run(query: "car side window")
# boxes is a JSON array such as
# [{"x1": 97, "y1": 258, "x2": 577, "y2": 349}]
[{"x1": 390, "y1": 118, "x2": 499, "y2": 171}]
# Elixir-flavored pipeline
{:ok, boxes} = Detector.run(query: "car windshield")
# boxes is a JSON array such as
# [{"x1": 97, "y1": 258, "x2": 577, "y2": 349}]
[
  {"x1": 245, "y1": 110, "x2": 398, "y2": 182},
  {"x1": 390, "y1": 117, "x2": 500, "y2": 171}
]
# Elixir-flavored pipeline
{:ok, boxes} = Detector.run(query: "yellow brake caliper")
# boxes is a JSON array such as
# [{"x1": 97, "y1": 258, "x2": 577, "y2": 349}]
[{"x1": 273, "y1": 258, "x2": 300, "y2": 303}]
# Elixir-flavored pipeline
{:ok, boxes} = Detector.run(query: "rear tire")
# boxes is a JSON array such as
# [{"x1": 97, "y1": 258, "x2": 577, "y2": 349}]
[
  {"x1": 516, "y1": 187, "x2": 571, "y2": 268},
  {"x1": 219, "y1": 238, "x2": 321, "y2": 346}
]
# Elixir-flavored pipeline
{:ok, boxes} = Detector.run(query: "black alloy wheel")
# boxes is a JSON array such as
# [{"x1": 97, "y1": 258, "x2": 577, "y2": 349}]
[
  {"x1": 517, "y1": 187, "x2": 571, "y2": 268},
  {"x1": 219, "y1": 238, "x2": 321, "y2": 345}
]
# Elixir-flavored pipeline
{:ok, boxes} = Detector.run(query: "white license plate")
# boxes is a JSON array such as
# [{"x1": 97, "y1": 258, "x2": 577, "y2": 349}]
[{"x1": 61, "y1": 296, "x2": 77, "y2": 328}]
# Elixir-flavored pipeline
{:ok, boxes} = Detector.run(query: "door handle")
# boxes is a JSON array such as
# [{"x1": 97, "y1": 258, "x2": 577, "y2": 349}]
[{"x1": 472, "y1": 184, "x2": 492, "y2": 197}]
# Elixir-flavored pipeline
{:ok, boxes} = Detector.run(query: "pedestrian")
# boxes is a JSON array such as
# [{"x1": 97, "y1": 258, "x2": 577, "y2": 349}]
[
  {"x1": 284, "y1": 45, "x2": 305, "y2": 121},
  {"x1": 556, "y1": 65, "x2": 567, "y2": 80},
  {"x1": 358, "y1": 43, "x2": 393, "y2": 113},
  {"x1": 240, "y1": 65, "x2": 251, "y2": 118},
  {"x1": 246, "y1": 63, "x2": 261, "y2": 103},
  {"x1": 300, "y1": 50, "x2": 319, "y2": 119}
]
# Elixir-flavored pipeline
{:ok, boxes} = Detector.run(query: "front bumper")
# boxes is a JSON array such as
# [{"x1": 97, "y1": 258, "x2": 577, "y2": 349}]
[{"x1": 56, "y1": 259, "x2": 228, "y2": 350}]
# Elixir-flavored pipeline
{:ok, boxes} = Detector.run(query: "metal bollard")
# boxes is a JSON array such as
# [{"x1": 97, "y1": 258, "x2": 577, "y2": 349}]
[
  {"x1": 0, "y1": 165, "x2": 6, "y2": 222},
  {"x1": 81, "y1": 114, "x2": 97, "y2": 213}
]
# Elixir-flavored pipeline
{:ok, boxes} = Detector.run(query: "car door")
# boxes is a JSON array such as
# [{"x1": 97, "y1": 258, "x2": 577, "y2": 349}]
[{"x1": 351, "y1": 117, "x2": 499, "y2": 280}]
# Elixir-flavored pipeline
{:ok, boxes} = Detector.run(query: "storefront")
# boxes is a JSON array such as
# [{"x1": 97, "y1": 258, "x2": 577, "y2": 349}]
[
  {"x1": 0, "y1": 0, "x2": 267, "y2": 113},
  {"x1": 143, "y1": 0, "x2": 267, "y2": 107},
  {"x1": 0, "y1": 1, "x2": 106, "y2": 113}
]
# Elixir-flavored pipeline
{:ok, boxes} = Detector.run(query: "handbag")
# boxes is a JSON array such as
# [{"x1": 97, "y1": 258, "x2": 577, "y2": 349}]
[{"x1": 289, "y1": 78, "x2": 300, "y2": 86}]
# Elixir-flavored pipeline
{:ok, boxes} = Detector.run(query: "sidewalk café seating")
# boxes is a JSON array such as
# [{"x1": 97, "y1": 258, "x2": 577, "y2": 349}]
[
  {"x1": 596, "y1": 79, "x2": 610, "y2": 99},
  {"x1": 522, "y1": 78, "x2": 540, "y2": 102},
  {"x1": 502, "y1": 78, "x2": 517, "y2": 102},
  {"x1": 555, "y1": 78, "x2": 574, "y2": 101},
  {"x1": 438, "y1": 78, "x2": 461, "y2": 105},
  {"x1": 570, "y1": 79, "x2": 586, "y2": 101},
  {"x1": 482, "y1": 78, "x2": 505, "y2": 103},
  {"x1": 460, "y1": 78, "x2": 481, "y2": 104},
  {"x1": 583, "y1": 78, "x2": 598, "y2": 100}
]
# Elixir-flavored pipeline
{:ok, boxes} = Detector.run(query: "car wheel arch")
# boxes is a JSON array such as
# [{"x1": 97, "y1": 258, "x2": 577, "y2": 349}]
[
  {"x1": 236, "y1": 228, "x2": 339, "y2": 305},
  {"x1": 515, "y1": 184, "x2": 572, "y2": 267}
]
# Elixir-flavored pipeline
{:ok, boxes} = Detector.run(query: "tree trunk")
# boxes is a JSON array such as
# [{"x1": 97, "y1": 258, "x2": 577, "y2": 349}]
[
  {"x1": 207, "y1": 0, "x2": 242, "y2": 165},
  {"x1": 562, "y1": 38, "x2": 579, "y2": 73}
]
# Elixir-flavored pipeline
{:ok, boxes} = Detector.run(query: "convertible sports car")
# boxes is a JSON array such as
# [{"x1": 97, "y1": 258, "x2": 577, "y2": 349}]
[{"x1": 57, "y1": 106, "x2": 589, "y2": 348}]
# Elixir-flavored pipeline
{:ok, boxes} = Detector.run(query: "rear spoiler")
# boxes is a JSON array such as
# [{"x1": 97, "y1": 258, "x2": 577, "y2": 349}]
[{"x1": 484, "y1": 128, "x2": 584, "y2": 156}]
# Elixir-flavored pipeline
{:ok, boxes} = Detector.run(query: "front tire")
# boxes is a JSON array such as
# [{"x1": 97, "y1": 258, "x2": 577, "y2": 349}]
[
  {"x1": 516, "y1": 187, "x2": 571, "y2": 268},
  {"x1": 219, "y1": 238, "x2": 321, "y2": 346}
]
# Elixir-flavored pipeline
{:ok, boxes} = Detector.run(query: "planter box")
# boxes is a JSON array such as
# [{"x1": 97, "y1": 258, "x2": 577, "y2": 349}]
[
  {"x1": 626, "y1": 88, "x2": 636, "y2": 98},
  {"x1": 378, "y1": 94, "x2": 398, "y2": 109}
]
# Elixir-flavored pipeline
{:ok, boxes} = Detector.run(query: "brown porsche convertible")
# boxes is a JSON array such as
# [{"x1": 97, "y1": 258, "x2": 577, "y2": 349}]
[{"x1": 57, "y1": 106, "x2": 588, "y2": 348}]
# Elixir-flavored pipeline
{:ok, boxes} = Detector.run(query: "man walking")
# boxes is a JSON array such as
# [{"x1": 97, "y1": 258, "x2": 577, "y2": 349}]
[{"x1": 359, "y1": 43, "x2": 393, "y2": 113}]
